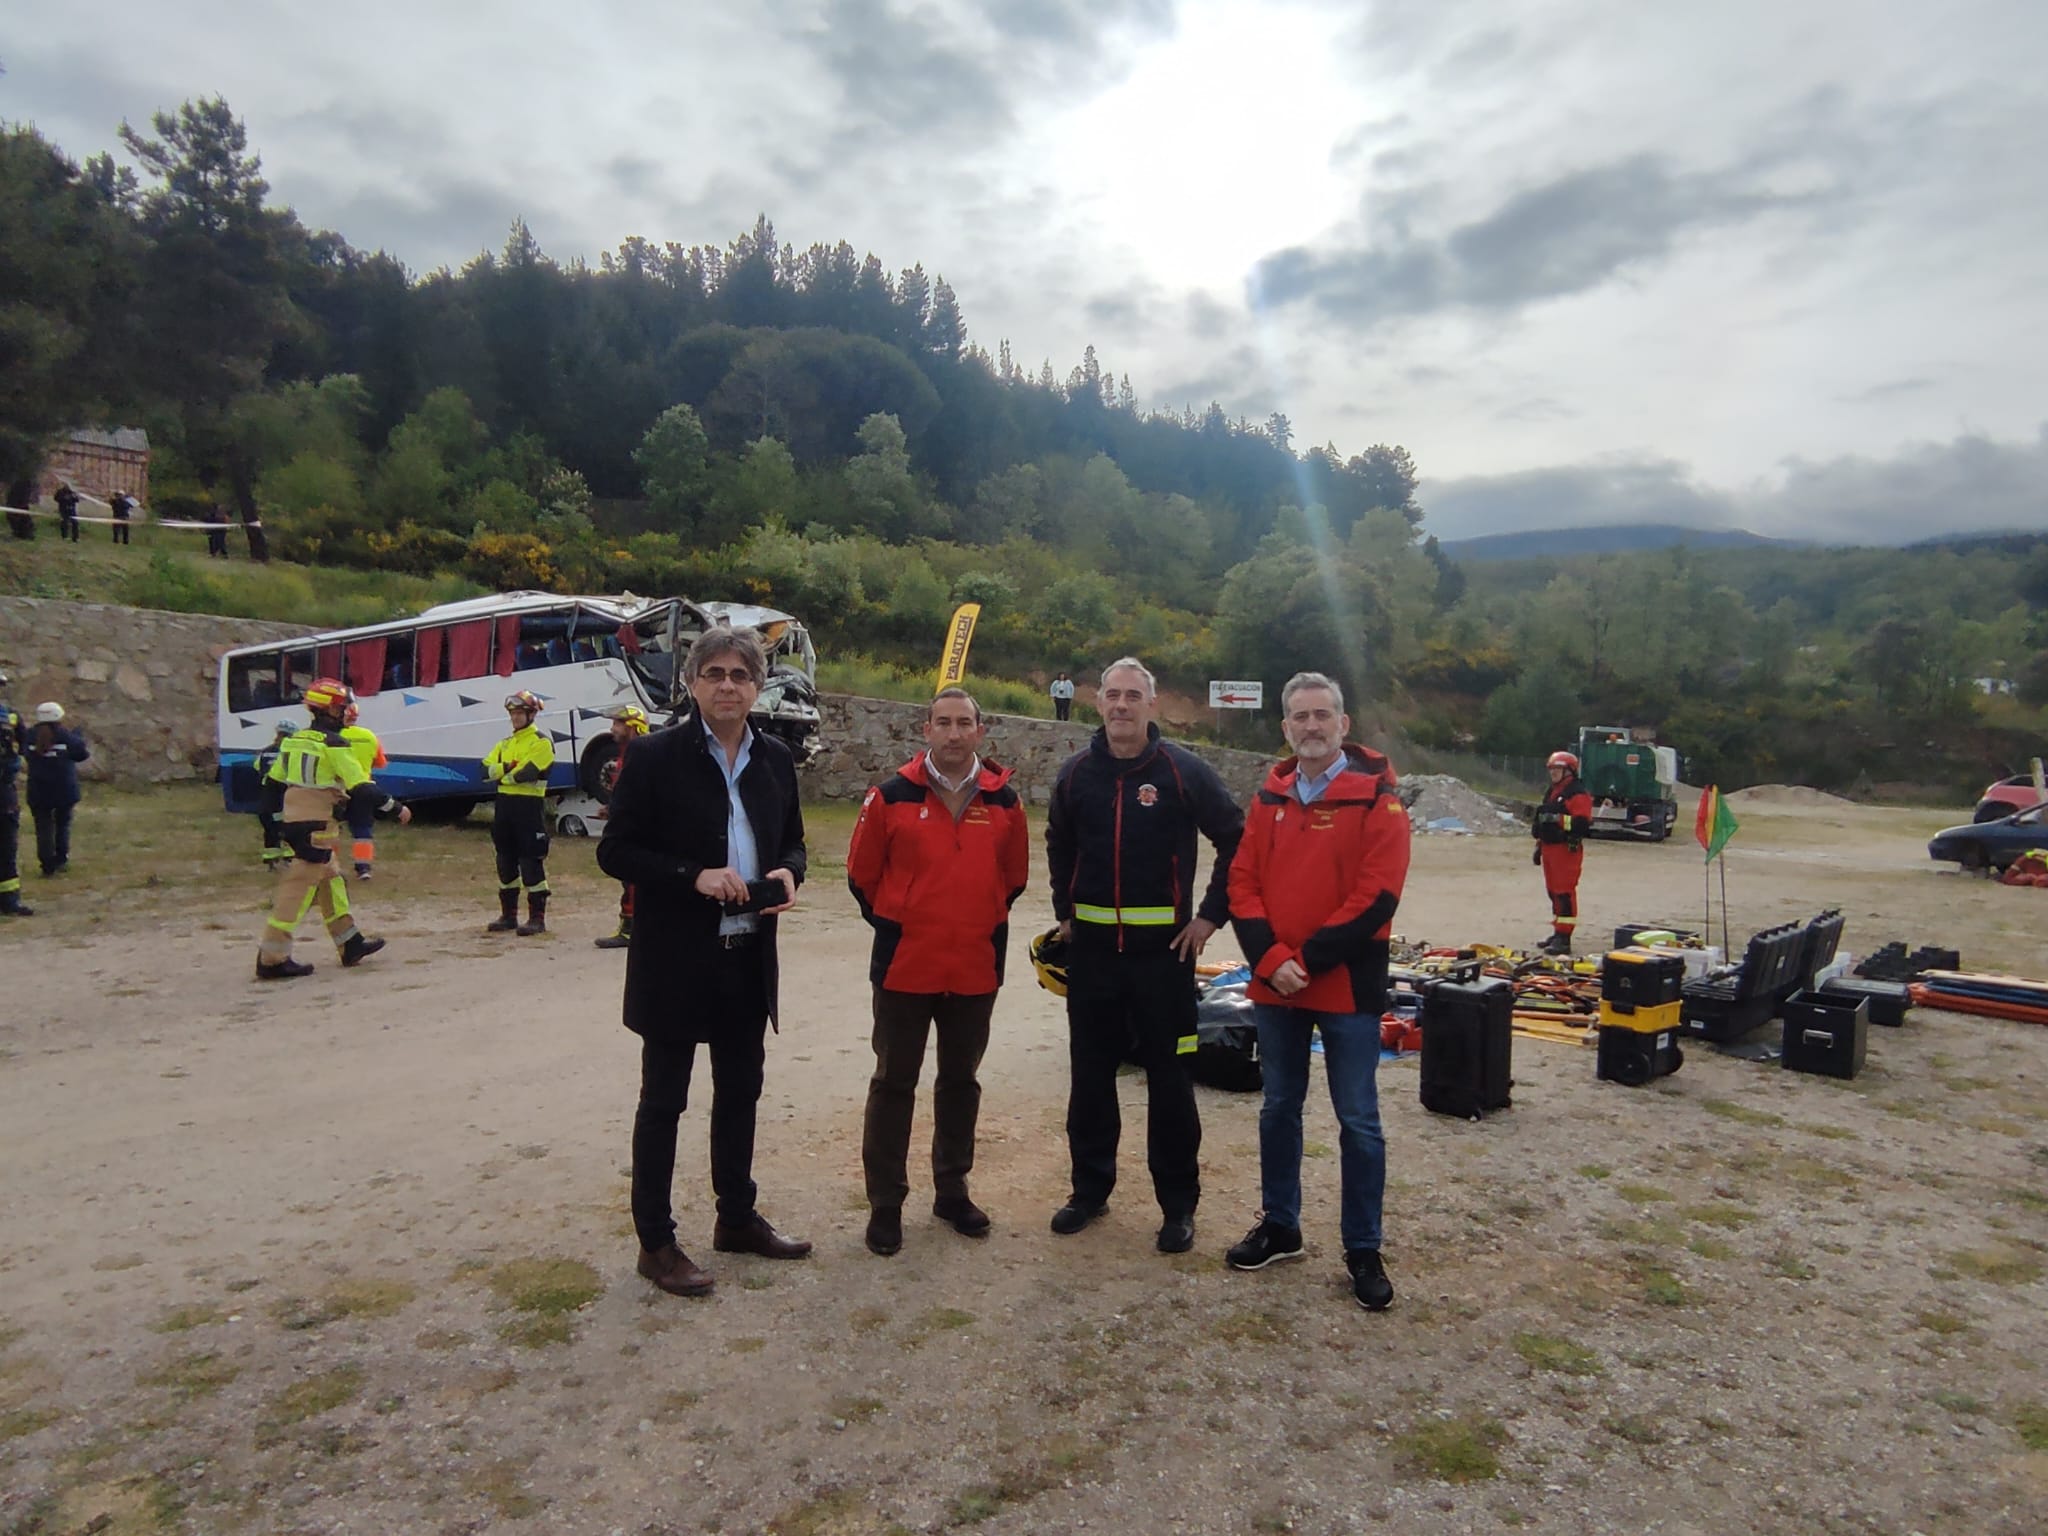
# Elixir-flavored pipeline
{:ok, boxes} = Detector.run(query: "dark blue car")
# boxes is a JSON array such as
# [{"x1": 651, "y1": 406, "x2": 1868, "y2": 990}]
[{"x1": 1928, "y1": 803, "x2": 2048, "y2": 873}]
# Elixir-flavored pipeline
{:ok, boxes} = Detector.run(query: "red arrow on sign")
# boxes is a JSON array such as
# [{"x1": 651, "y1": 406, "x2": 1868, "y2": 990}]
[{"x1": 1214, "y1": 691, "x2": 1260, "y2": 704}]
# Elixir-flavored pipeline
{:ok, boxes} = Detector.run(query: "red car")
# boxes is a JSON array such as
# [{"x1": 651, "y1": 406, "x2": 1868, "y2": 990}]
[{"x1": 1974, "y1": 774, "x2": 2048, "y2": 822}]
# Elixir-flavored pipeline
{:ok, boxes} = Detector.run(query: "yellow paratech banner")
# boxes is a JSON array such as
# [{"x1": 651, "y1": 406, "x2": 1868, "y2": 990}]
[{"x1": 935, "y1": 603, "x2": 981, "y2": 691}]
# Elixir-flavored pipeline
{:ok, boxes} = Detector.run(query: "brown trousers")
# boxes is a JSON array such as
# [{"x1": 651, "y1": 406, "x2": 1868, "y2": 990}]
[
  {"x1": 259, "y1": 829, "x2": 359, "y2": 964},
  {"x1": 862, "y1": 988, "x2": 995, "y2": 1212}
]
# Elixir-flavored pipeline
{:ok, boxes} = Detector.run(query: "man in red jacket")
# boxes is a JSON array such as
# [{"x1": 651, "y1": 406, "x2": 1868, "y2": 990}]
[
  {"x1": 1226, "y1": 671, "x2": 1412, "y2": 1311},
  {"x1": 1532, "y1": 750, "x2": 1594, "y2": 954},
  {"x1": 848, "y1": 687, "x2": 1030, "y2": 1257}
]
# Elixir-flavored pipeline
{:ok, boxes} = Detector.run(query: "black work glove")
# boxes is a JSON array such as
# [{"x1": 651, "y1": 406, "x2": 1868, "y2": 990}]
[
  {"x1": 511, "y1": 763, "x2": 546, "y2": 783},
  {"x1": 1531, "y1": 844, "x2": 1542, "y2": 866}
]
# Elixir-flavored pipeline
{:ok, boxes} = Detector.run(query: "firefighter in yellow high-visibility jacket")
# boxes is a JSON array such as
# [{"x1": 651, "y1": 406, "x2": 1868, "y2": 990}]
[
  {"x1": 340, "y1": 702, "x2": 388, "y2": 878},
  {"x1": 483, "y1": 690, "x2": 556, "y2": 935},
  {"x1": 257, "y1": 679, "x2": 411, "y2": 980}
]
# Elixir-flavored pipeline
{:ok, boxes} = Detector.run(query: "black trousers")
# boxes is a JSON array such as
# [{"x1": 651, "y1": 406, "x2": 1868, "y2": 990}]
[
  {"x1": 862, "y1": 988, "x2": 994, "y2": 1210},
  {"x1": 0, "y1": 805, "x2": 19, "y2": 895},
  {"x1": 111, "y1": 520, "x2": 130, "y2": 545},
  {"x1": 1064, "y1": 944, "x2": 1202, "y2": 1217},
  {"x1": 60, "y1": 515, "x2": 80, "y2": 542},
  {"x1": 630, "y1": 952, "x2": 769, "y2": 1249},
  {"x1": 491, "y1": 795, "x2": 549, "y2": 890},
  {"x1": 1054, "y1": 697, "x2": 1072, "y2": 721},
  {"x1": 32, "y1": 805, "x2": 73, "y2": 873}
]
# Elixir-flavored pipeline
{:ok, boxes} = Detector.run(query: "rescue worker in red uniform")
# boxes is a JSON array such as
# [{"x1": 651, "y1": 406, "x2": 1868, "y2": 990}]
[
  {"x1": 1532, "y1": 750, "x2": 1594, "y2": 954},
  {"x1": 846, "y1": 687, "x2": 1030, "y2": 1257}
]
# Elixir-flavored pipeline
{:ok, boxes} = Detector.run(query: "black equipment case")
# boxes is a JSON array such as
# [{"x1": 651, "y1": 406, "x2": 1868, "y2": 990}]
[
  {"x1": 1813, "y1": 975, "x2": 1911, "y2": 1028},
  {"x1": 1420, "y1": 978, "x2": 1513, "y2": 1120},
  {"x1": 1781, "y1": 990, "x2": 1868, "y2": 1079}
]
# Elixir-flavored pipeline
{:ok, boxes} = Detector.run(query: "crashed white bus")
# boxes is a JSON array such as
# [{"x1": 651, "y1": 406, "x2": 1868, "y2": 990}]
[{"x1": 217, "y1": 592, "x2": 821, "y2": 826}]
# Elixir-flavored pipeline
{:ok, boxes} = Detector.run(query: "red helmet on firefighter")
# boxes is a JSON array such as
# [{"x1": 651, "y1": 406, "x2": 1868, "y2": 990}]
[
  {"x1": 303, "y1": 678, "x2": 353, "y2": 714},
  {"x1": 504, "y1": 690, "x2": 543, "y2": 715},
  {"x1": 1547, "y1": 751, "x2": 1579, "y2": 774}
]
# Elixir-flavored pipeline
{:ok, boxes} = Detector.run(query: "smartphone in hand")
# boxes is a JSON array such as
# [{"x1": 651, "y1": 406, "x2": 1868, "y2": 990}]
[{"x1": 723, "y1": 878, "x2": 787, "y2": 915}]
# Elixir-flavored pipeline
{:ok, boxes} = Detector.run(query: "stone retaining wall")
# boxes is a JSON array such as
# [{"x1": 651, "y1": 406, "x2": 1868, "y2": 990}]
[
  {"x1": 808, "y1": 693, "x2": 1279, "y2": 804},
  {"x1": 0, "y1": 597, "x2": 1284, "y2": 797},
  {"x1": 0, "y1": 597, "x2": 316, "y2": 784}
]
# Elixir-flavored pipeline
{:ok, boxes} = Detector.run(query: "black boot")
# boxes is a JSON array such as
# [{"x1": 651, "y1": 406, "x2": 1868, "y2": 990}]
[
  {"x1": 594, "y1": 917, "x2": 631, "y2": 950},
  {"x1": 340, "y1": 933, "x2": 387, "y2": 967},
  {"x1": 517, "y1": 892, "x2": 548, "y2": 936},
  {"x1": 256, "y1": 957, "x2": 313, "y2": 980},
  {"x1": 486, "y1": 889, "x2": 519, "y2": 932},
  {"x1": 1, "y1": 894, "x2": 33, "y2": 917}
]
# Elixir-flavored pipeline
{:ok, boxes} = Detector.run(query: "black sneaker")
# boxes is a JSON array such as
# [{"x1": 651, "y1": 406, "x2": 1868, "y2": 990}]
[
  {"x1": 865, "y1": 1207, "x2": 903, "y2": 1257},
  {"x1": 1227, "y1": 1219, "x2": 1305, "y2": 1271},
  {"x1": 1049, "y1": 1199, "x2": 1106, "y2": 1236},
  {"x1": 1156, "y1": 1215, "x2": 1195, "y2": 1254},
  {"x1": 1347, "y1": 1248, "x2": 1394, "y2": 1311}
]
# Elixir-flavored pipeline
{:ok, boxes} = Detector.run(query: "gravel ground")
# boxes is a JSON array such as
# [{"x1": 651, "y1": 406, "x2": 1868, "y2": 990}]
[{"x1": 1, "y1": 791, "x2": 2044, "y2": 1535}]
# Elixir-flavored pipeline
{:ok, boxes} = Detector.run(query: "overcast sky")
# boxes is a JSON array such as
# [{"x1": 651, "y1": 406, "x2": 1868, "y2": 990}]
[{"x1": 7, "y1": 0, "x2": 2046, "y2": 542}]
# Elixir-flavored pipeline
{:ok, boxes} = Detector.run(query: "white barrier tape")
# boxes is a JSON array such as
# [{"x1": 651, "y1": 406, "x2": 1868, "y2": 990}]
[{"x1": 1, "y1": 504, "x2": 261, "y2": 530}]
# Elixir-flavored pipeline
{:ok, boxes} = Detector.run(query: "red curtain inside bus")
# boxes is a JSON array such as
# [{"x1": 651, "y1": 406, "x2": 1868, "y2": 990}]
[
  {"x1": 445, "y1": 620, "x2": 491, "y2": 680},
  {"x1": 345, "y1": 638, "x2": 387, "y2": 696},
  {"x1": 416, "y1": 627, "x2": 444, "y2": 686},
  {"x1": 315, "y1": 644, "x2": 343, "y2": 682},
  {"x1": 494, "y1": 615, "x2": 521, "y2": 678}
]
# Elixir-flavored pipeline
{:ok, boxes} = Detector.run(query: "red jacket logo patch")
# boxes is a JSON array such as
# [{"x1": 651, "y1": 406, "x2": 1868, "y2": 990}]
[{"x1": 1136, "y1": 783, "x2": 1159, "y2": 807}]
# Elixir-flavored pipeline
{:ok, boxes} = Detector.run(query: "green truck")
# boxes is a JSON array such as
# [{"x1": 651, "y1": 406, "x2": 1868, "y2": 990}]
[{"x1": 1577, "y1": 726, "x2": 1680, "y2": 841}]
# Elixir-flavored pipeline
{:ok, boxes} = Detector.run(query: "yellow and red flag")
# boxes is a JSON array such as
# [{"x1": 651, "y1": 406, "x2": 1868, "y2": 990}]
[{"x1": 1695, "y1": 785, "x2": 1740, "y2": 863}]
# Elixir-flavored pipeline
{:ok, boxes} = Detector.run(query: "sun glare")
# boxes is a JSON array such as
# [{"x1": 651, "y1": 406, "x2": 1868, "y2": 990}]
[{"x1": 1044, "y1": 1, "x2": 1357, "y2": 292}]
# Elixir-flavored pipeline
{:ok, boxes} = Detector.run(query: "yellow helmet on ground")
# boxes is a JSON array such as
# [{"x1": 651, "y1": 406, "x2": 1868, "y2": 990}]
[{"x1": 1030, "y1": 927, "x2": 1070, "y2": 997}]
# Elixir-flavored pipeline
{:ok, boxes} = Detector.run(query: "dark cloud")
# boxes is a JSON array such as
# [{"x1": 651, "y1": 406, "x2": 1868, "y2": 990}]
[
  {"x1": 1423, "y1": 429, "x2": 2048, "y2": 545},
  {"x1": 1249, "y1": 150, "x2": 1838, "y2": 328},
  {"x1": 1183, "y1": 292, "x2": 1235, "y2": 339}
]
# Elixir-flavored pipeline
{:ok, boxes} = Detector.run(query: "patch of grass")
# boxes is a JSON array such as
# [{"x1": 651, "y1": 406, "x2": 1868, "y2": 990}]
[
  {"x1": 137, "y1": 1350, "x2": 239, "y2": 1399},
  {"x1": 499, "y1": 1315, "x2": 575, "y2": 1349},
  {"x1": 1929, "y1": 1389, "x2": 1985, "y2": 1417},
  {"x1": 1212, "y1": 1308, "x2": 1294, "y2": 1347},
  {"x1": 1681, "y1": 1203, "x2": 1759, "y2": 1229},
  {"x1": 414, "y1": 1328, "x2": 472, "y2": 1351},
  {"x1": 89, "y1": 1254, "x2": 145, "y2": 1272},
  {"x1": 1392, "y1": 1415, "x2": 1509, "y2": 1483},
  {"x1": 462, "y1": 1460, "x2": 543, "y2": 1520},
  {"x1": 1688, "y1": 1236, "x2": 1736, "y2": 1260},
  {"x1": 729, "y1": 1337, "x2": 767, "y2": 1354},
  {"x1": 1577, "y1": 1164, "x2": 1612, "y2": 1180},
  {"x1": 1511, "y1": 1333, "x2": 1602, "y2": 1377},
  {"x1": 255, "y1": 1366, "x2": 364, "y2": 1446},
  {"x1": 1802, "y1": 1122, "x2": 1858, "y2": 1140},
  {"x1": 0, "y1": 1321, "x2": 20, "y2": 1350},
  {"x1": 489, "y1": 1257, "x2": 603, "y2": 1313},
  {"x1": 1636, "y1": 1264, "x2": 1687, "y2": 1307},
  {"x1": 1768, "y1": 1247, "x2": 1817, "y2": 1281},
  {"x1": 47, "y1": 1473, "x2": 182, "y2": 1536},
  {"x1": 1700, "y1": 1098, "x2": 1784, "y2": 1127},
  {"x1": 1598, "y1": 1216, "x2": 1686, "y2": 1247},
  {"x1": 1614, "y1": 1183, "x2": 1674, "y2": 1204},
  {"x1": 1303, "y1": 1140, "x2": 1334, "y2": 1159},
  {"x1": 923, "y1": 1307, "x2": 974, "y2": 1331},
  {"x1": 150, "y1": 1304, "x2": 226, "y2": 1334},
  {"x1": 850, "y1": 1306, "x2": 890, "y2": 1334},
  {"x1": 1914, "y1": 1308, "x2": 1970, "y2": 1336},
  {"x1": 272, "y1": 1277, "x2": 417, "y2": 1331},
  {"x1": 1602, "y1": 1413, "x2": 1667, "y2": 1446},
  {"x1": 771, "y1": 1490, "x2": 868, "y2": 1535},
  {"x1": 2000, "y1": 1185, "x2": 2048, "y2": 1214},
  {"x1": 2011, "y1": 1400, "x2": 2048, "y2": 1451},
  {"x1": 830, "y1": 1395, "x2": 886, "y2": 1425},
  {"x1": 0, "y1": 1406, "x2": 59, "y2": 1441},
  {"x1": 1942, "y1": 1247, "x2": 2044, "y2": 1286}
]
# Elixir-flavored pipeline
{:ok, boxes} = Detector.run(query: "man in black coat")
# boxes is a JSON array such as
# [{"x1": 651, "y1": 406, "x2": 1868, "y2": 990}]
[{"x1": 596, "y1": 626, "x2": 810, "y2": 1298}]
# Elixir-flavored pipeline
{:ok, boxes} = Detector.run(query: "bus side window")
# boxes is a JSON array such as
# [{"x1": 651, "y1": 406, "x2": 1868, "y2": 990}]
[{"x1": 228, "y1": 652, "x2": 283, "y2": 712}]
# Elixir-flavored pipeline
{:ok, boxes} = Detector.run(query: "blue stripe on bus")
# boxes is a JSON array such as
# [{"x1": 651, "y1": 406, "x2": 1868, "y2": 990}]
[{"x1": 217, "y1": 754, "x2": 568, "y2": 813}]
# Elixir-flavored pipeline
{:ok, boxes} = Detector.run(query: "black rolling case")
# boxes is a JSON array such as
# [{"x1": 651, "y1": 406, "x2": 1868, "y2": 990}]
[{"x1": 1420, "y1": 978, "x2": 1513, "y2": 1120}]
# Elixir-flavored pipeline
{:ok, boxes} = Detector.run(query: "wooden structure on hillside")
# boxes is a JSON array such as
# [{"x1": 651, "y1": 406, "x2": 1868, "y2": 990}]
[{"x1": 38, "y1": 427, "x2": 152, "y2": 503}]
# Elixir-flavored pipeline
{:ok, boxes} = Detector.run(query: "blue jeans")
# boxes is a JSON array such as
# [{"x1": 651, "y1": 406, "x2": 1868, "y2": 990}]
[{"x1": 1252, "y1": 1004, "x2": 1385, "y2": 1253}]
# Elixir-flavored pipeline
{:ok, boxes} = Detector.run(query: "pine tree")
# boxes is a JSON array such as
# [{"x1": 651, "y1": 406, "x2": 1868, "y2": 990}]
[{"x1": 1118, "y1": 374, "x2": 1137, "y2": 413}]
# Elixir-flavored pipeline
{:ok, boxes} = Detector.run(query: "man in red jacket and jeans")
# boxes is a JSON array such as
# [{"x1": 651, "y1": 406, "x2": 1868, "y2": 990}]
[
  {"x1": 848, "y1": 687, "x2": 1030, "y2": 1257},
  {"x1": 1226, "y1": 671, "x2": 1412, "y2": 1310}
]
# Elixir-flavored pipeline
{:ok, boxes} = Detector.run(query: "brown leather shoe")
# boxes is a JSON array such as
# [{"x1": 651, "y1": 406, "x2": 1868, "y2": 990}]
[
  {"x1": 712, "y1": 1213, "x2": 812, "y2": 1260},
  {"x1": 636, "y1": 1244, "x2": 714, "y2": 1297}
]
